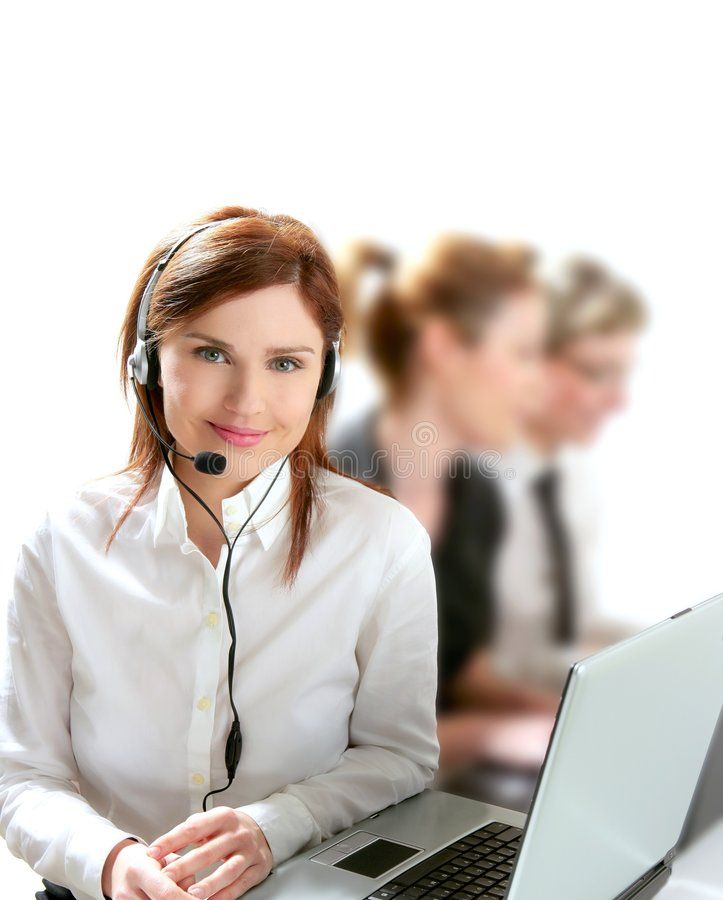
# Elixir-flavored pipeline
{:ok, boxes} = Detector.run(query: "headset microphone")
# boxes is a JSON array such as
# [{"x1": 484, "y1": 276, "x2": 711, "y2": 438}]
[{"x1": 127, "y1": 372, "x2": 227, "y2": 475}]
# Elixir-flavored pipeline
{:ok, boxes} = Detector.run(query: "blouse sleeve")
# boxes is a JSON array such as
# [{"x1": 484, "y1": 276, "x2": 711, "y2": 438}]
[
  {"x1": 0, "y1": 514, "x2": 147, "y2": 900},
  {"x1": 236, "y1": 522, "x2": 440, "y2": 867}
]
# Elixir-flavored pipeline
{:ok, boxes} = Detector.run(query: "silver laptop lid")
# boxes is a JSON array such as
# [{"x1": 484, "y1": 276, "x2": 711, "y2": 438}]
[{"x1": 506, "y1": 592, "x2": 723, "y2": 900}]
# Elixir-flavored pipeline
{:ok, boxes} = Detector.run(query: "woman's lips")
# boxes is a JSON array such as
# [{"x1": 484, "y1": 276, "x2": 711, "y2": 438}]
[{"x1": 209, "y1": 422, "x2": 268, "y2": 447}]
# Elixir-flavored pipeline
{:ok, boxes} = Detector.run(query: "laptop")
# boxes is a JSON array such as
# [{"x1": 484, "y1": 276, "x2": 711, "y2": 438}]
[{"x1": 245, "y1": 593, "x2": 723, "y2": 900}]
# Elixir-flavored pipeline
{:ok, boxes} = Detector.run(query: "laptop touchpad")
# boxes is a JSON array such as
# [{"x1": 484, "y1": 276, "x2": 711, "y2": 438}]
[{"x1": 311, "y1": 831, "x2": 422, "y2": 878}]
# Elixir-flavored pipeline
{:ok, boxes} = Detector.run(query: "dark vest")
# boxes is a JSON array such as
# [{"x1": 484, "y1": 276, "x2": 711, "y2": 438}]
[{"x1": 327, "y1": 408, "x2": 506, "y2": 712}]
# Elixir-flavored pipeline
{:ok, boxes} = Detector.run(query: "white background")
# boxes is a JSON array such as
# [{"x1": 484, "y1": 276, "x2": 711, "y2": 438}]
[{"x1": 1, "y1": 1, "x2": 722, "y2": 893}]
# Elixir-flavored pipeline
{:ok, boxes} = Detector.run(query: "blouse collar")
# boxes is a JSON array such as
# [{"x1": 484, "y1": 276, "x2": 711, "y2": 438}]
[{"x1": 152, "y1": 450, "x2": 292, "y2": 552}]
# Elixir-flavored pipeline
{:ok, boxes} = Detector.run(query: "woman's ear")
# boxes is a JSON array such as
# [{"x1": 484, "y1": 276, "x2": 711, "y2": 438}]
[{"x1": 417, "y1": 315, "x2": 457, "y2": 372}]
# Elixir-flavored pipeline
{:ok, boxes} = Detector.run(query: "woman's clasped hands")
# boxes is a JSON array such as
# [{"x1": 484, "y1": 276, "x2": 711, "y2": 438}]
[{"x1": 108, "y1": 806, "x2": 274, "y2": 899}]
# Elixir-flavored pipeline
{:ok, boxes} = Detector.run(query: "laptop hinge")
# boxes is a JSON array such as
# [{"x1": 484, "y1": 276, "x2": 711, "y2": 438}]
[{"x1": 613, "y1": 854, "x2": 674, "y2": 900}]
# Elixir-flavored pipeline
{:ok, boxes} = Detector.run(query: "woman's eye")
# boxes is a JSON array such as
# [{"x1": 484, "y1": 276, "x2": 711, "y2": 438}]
[
  {"x1": 195, "y1": 347, "x2": 228, "y2": 364},
  {"x1": 193, "y1": 348, "x2": 302, "y2": 371},
  {"x1": 271, "y1": 357, "x2": 303, "y2": 373}
]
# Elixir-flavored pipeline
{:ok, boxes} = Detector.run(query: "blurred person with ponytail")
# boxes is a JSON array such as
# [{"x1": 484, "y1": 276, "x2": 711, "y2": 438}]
[
  {"x1": 492, "y1": 256, "x2": 649, "y2": 699},
  {"x1": 328, "y1": 233, "x2": 560, "y2": 781}
]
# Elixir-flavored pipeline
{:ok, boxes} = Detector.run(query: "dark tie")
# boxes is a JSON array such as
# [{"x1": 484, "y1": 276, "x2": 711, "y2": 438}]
[{"x1": 531, "y1": 466, "x2": 576, "y2": 644}]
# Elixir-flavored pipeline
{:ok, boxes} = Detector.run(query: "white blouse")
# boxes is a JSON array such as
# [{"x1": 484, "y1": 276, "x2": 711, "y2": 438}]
[{"x1": 0, "y1": 454, "x2": 439, "y2": 900}]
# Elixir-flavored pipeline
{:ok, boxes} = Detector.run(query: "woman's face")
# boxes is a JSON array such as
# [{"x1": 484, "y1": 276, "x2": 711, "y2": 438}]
[
  {"x1": 534, "y1": 329, "x2": 639, "y2": 444},
  {"x1": 424, "y1": 288, "x2": 548, "y2": 450},
  {"x1": 157, "y1": 283, "x2": 326, "y2": 481}
]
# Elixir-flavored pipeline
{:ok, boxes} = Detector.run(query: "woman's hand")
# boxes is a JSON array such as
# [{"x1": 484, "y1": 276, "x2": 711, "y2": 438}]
[
  {"x1": 480, "y1": 711, "x2": 556, "y2": 770},
  {"x1": 446, "y1": 648, "x2": 561, "y2": 714},
  {"x1": 146, "y1": 806, "x2": 274, "y2": 899},
  {"x1": 437, "y1": 710, "x2": 556, "y2": 770},
  {"x1": 104, "y1": 839, "x2": 196, "y2": 899}
]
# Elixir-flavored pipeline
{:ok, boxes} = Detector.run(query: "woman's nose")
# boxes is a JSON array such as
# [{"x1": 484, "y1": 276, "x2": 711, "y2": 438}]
[{"x1": 223, "y1": 371, "x2": 267, "y2": 414}]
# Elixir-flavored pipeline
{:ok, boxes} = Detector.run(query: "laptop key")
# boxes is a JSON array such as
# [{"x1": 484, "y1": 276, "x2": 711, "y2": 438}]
[
  {"x1": 464, "y1": 866, "x2": 486, "y2": 877},
  {"x1": 451, "y1": 839, "x2": 476, "y2": 850},
  {"x1": 475, "y1": 822, "x2": 509, "y2": 835},
  {"x1": 394, "y1": 848, "x2": 460, "y2": 885},
  {"x1": 418, "y1": 877, "x2": 443, "y2": 888},
  {"x1": 494, "y1": 826, "x2": 522, "y2": 842}
]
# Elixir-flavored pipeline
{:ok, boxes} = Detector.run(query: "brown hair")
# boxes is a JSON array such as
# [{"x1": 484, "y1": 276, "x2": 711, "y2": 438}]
[
  {"x1": 546, "y1": 256, "x2": 648, "y2": 354},
  {"x1": 104, "y1": 204, "x2": 391, "y2": 588},
  {"x1": 336, "y1": 232, "x2": 538, "y2": 402}
]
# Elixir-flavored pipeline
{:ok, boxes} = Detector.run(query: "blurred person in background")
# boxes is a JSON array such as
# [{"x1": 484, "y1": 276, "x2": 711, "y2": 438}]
[
  {"x1": 492, "y1": 256, "x2": 649, "y2": 702},
  {"x1": 328, "y1": 233, "x2": 559, "y2": 782}
]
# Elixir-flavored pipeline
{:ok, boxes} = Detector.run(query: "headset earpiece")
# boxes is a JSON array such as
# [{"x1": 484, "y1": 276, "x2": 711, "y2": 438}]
[
  {"x1": 145, "y1": 331, "x2": 160, "y2": 392},
  {"x1": 316, "y1": 338, "x2": 342, "y2": 401}
]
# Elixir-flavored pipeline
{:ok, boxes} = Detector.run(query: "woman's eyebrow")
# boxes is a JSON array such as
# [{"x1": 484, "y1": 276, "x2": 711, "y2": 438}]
[{"x1": 182, "y1": 332, "x2": 316, "y2": 354}]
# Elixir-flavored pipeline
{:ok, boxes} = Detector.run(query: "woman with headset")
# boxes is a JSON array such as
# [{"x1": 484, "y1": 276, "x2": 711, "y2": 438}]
[{"x1": 0, "y1": 206, "x2": 440, "y2": 900}]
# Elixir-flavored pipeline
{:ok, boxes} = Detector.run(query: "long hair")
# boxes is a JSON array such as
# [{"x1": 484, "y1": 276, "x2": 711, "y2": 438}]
[
  {"x1": 336, "y1": 232, "x2": 538, "y2": 403},
  {"x1": 105, "y1": 204, "x2": 391, "y2": 589}
]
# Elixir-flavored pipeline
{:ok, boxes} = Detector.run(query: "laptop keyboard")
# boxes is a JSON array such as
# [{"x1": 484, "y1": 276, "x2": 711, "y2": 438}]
[{"x1": 364, "y1": 821, "x2": 522, "y2": 899}]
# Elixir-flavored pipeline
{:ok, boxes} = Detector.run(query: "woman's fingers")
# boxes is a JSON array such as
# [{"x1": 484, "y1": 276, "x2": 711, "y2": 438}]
[
  {"x1": 138, "y1": 868, "x2": 195, "y2": 899},
  {"x1": 159, "y1": 851, "x2": 197, "y2": 890},
  {"x1": 483, "y1": 712, "x2": 556, "y2": 769},
  {"x1": 190, "y1": 861, "x2": 265, "y2": 899},
  {"x1": 162, "y1": 834, "x2": 235, "y2": 884},
  {"x1": 179, "y1": 873, "x2": 198, "y2": 891},
  {"x1": 148, "y1": 811, "x2": 218, "y2": 860}
]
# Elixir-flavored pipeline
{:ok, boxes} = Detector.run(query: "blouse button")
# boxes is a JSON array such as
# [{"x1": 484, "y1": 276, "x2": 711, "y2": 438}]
[
  {"x1": 197, "y1": 696, "x2": 211, "y2": 711},
  {"x1": 191, "y1": 773, "x2": 205, "y2": 785},
  {"x1": 205, "y1": 612, "x2": 219, "y2": 628}
]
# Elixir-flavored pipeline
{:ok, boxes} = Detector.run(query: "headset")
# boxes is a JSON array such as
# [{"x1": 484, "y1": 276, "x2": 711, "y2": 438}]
[{"x1": 126, "y1": 216, "x2": 341, "y2": 811}]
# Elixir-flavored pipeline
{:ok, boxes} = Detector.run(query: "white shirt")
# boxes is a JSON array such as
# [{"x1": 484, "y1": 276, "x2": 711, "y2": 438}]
[
  {"x1": 0, "y1": 454, "x2": 439, "y2": 900},
  {"x1": 491, "y1": 442, "x2": 603, "y2": 691}
]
